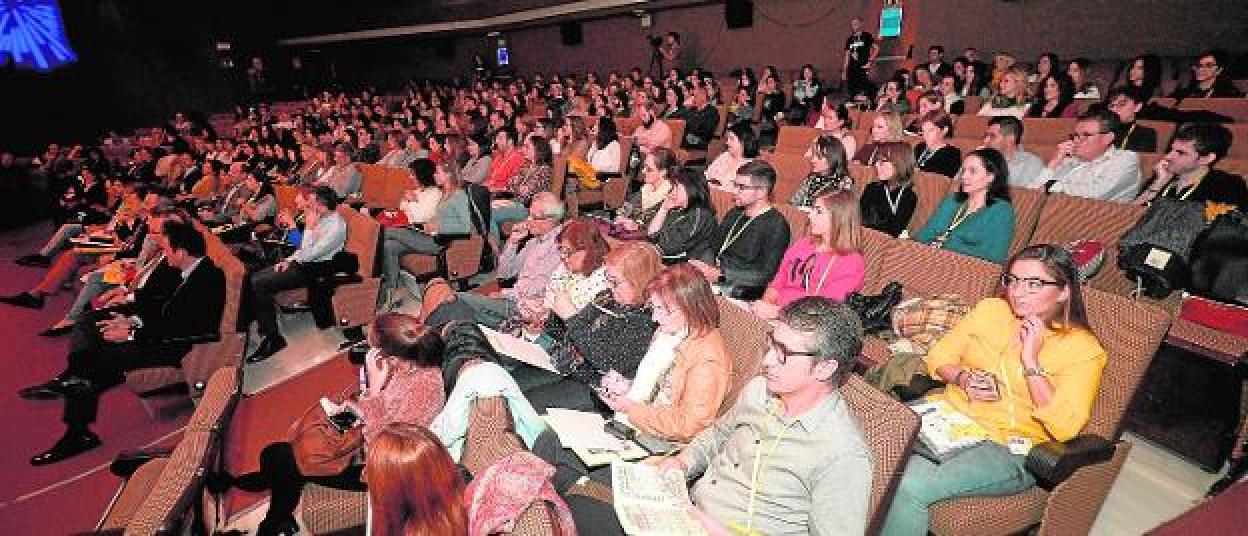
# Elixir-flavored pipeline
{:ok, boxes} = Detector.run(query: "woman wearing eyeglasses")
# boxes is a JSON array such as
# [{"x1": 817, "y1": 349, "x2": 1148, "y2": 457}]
[
  {"x1": 915, "y1": 148, "x2": 1016, "y2": 263},
  {"x1": 600, "y1": 263, "x2": 731, "y2": 442},
  {"x1": 753, "y1": 190, "x2": 865, "y2": 320},
  {"x1": 881, "y1": 244, "x2": 1108, "y2": 535}
]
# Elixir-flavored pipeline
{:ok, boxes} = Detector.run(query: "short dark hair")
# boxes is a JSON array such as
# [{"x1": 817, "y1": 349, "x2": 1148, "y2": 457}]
[
  {"x1": 1106, "y1": 85, "x2": 1147, "y2": 105},
  {"x1": 1174, "y1": 123, "x2": 1233, "y2": 163},
  {"x1": 409, "y1": 158, "x2": 437, "y2": 188},
  {"x1": 163, "y1": 220, "x2": 206, "y2": 257},
  {"x1": 312, "y1": 185, "x2": 340, "y2": 209},
  {"x1": 929, "y1": 45, "x2": 945, "y2": 55},
  {"x1": 918, "y1": 109, "x2": 955, "y2": 138},
  {"x1": 526, "y1": 135, "x2": 553, "y2": 166},
  {"x1": 1077, "y1": 108, "x2": 1121, "y2": 135},
  {"x1": 779, "y1": 297, "x2": 863, "y2": 385},
  {"x1": 727, "y1": 123, "x2": 760, "y2": 158},
  {"x1": 737, "y1": 159, "x2": 777, "y2": 194},
  {"x1": 988, "y1": 115, "x2": 1025, "y2": 144},
  {"x1": 370, "y1": 313, "x2": 445, "y2": 368}
]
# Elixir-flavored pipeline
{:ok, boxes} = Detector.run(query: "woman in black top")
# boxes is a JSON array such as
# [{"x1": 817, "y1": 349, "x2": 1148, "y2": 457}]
[
  {"x1": 1026, "y1": 73, "x2": 1077, "y2": 118},
  {"x1": 757, "y1": 75, "x2": 788, "y2": 147},
  {"x1": 521, "y1": 242, "x2": 664, "y2": 412},
  {"x1": 648, "y1": 169, "x2": 718, "y2": 264},
  {"x1": 860, "y1": 141, "x2": 919, "y2": 237},
  {"x1": 913, "y1": 109, "x2": 963, "y2": 178}
]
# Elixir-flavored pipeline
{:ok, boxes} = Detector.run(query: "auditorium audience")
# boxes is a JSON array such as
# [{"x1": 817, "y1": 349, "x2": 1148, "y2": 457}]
[
  {"x1": 19, "y1": 221, "x2": 225, "y2": 466},
  {"x1": 790, "y1": 133, "x2": 853, "y2": 208},
  {"x1": 1171, "y1": 49, "x2": 1245, "y2": 99},
  {"x1": 314, "y1": 144, "x2": 362, "y2": 200},
  {"x1": 247, "y1": 186, "x2": 346, "y2": 363},
  {"x1": 754, "y1": 190, "x2": 866, "y2": 319},
  {"x1": 586, "y1": 115, "x2": 621, "y2": 173},
  {"x1": 423, "y1": 192, "x2": 566, "y2": 328},
  {"x1": 484, "y1": 127, "x2": 525, "y2": 192},
  {"x1": 1031, "y1": 109, "x2": 1142, "y2": 202},
  {"x1": 366, "y1": 423, "x2": 468, "y2": 535},
  {"x1": 978, "y1": 67, "x2": 1030, "y2": 118},
  {"x1": 882, "y1": 244, "x2": 1107, "y2": 535},
  {"x1": 860, "y1": 141, "x2": 919, "y2": 237},
  {"x1": 913, "y1": 109, "x2": 963, "y2": 177},
  {"x1": 1068, "y1": 58, "x2": 1101, "y2": 99},
  {"x1": 1117, "y1": 53, "x2": 1163, "y2": 99},
  {"x1": 616, "y1": 147, "x2": 674, "y2": 231},
  {"x1": 916, "y1": 148, "x2": 1017, "y2": 263},
  {"x1": 648, "y1": 168, "x2": 718, "y2": 265},
  {"x1": 218, "y1": 315, "x2": 447, "y2": 536},
  {"x1": 490, "y1": 134, "x2": 553, "y2": 236},
  {"x1": 704, "y1": 124, "x2": 758, "y2": 189},
  {"x1": 460, "y1": 134, "x2": 493, "y2": 184},
  {"x1": 572, "y1": 296, "x2": 870, "y2": 534},
  {"x1": 601, "y1": 263, "x2": 730, "y2": 441},
  {"x1": 854, "y1": 113, "x2": 904, "y2": 164},
  {"x1": 1134, "y1": 123, "x2": 1247, "y2": 210},
  {"x1": 982, "y1": 116, "x2": 1046, "y2": 188},
  {"x1": 633, "y1": 102, "x2": 675, "y2": 155},
  {"x1": 790, "y1": 64, "x2": 822, "y2": 123},
  {"x1": 1105, "y1": 87, "x2": 1160, "y2": 153},
  {"x1": 808, "y1": 96, "x2": 859, "y2": 161},
  {"x1": 380, "y1": 159, "x2": 473, "y2": 307},
  {"x1": 681, "y1": 88, "x2": 720, "y2": 150},
  {"x1": 690, "y1": 160, "x2": 791, "y2": 300},
  {"x1": 1026, "y1": 73, "x2": 1078, "y2": 118}
]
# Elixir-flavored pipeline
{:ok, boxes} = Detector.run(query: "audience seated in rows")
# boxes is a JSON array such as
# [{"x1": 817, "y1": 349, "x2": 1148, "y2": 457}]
[
  {"x1": 689, "y1": 160, "x2": 791, "y2": 300},
  {"x1": 647, "y1": 168, "x2": 718, "y2": 265},
  {"x1": 860, "y1": 141, "x2": 919, "y2": 237},
  {"x1": 915, "y1": 148, "x2": 1017, "y2": 263},
  {"x1": 790, "y1": 133, "x2": 853, "y2": 208},
  {"x1": 1133, "y1": 123, "x2": 1248, "y2": 210},
  {"x1": 1031, "y1": 109, "x2": 1142, "y2": 202}
]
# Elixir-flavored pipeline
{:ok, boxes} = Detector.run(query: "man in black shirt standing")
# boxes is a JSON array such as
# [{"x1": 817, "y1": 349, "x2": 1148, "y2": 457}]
[
  {"x1": 691, "y1": 160, "x2": 790, "y2": 300},
  {"x1": 842, "y1": 17, "x2": 878, "y2": 101}
]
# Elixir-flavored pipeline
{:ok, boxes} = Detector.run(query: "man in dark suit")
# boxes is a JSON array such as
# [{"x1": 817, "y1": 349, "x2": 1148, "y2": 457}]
[{"x1": 19, "y1": 220, "x2": 226, "y2": 465}]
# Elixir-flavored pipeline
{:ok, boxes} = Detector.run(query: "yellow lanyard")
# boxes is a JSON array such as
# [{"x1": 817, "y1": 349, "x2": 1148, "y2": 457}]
[
  {"x1": 1116, "y1": 123, "x2": 1136, "y2": 150},
  {"x1": 1161, "y1": 168, "x2": 1209, "y2": 201},
  {"x1": 732, "y1": 402, "x2": 793, "y2": 536},
  {"x1": 933, "y1": 203, "x2": 974, "y2": 248}
]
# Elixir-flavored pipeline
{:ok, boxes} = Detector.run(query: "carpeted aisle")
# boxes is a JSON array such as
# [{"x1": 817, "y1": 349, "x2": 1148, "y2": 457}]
[{"x1": 0, "y1": 222, "x2": 189, "y2": 534}]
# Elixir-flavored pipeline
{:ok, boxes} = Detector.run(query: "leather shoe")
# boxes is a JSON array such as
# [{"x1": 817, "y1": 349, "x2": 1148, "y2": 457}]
[
  {"x1": 18, "y1": 376, "x2": 94, "y2": 400},
  {"x1": 31, "y1": 430, "x2": 102, "y2": 466},
  {"x1": 15, "y1": 254, "x2": 50, "y2": 268},
  {"x1": 246, "y1": 336, "x2": 287, "y2": 364},
  {"x1": 39, "y1": 324, "x2": 74, "y2": 337},
  {"x1": 0, "y1": 292, "x2": 44, "y2": 309}
]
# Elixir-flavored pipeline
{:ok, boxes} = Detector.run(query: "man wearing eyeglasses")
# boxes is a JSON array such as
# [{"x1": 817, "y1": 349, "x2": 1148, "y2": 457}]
[
  {"x1": 690, "y1": 160, "x2": 790, "y2": 300},
  {"x1": 1171, "y1": 49, "x2": 1245, "y2": 100},
  {"x1": 566, "y1": 297, "x2": 872, "y2": 534},
  {"x1": 1029, "y1": 109, "x2": 1141, "y2": 202}
]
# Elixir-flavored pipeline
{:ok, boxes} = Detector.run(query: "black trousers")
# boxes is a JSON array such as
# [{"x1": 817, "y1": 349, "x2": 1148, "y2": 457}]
[
  {"x1": 62, "y1": 314, "x2": 189, "y2": 427},
  {"x1": 846, "y1": 66, "x2": 877, "y2": 100},
  {"x1": 250, "y1": 260, "x2": 335, "y2": 336},
  {"x1": 235, "y1": 442, "x2": 366, "y2": 525}
]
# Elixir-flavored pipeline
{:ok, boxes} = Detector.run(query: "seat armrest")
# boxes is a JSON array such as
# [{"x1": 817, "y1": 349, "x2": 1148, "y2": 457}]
[
  {"x1": 109, "y1": 447, "x2": 176, "y2": 478},
  {"x1": 433, "y1": 233, "x2": 472, "y2": 246},
  {"x1": 1025, "y1": 434, "x2": 1115, "y2": 490}
]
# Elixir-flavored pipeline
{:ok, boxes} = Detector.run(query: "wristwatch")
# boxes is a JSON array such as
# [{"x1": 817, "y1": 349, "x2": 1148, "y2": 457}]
[{"x1": 1022, "y1": 365, "x2": 1046, "y2": 378}]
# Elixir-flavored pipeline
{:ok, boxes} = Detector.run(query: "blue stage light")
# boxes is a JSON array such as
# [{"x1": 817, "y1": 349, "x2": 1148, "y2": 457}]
[{"x1": 0, "y1": 0, "x2": 78, "y2": 71}]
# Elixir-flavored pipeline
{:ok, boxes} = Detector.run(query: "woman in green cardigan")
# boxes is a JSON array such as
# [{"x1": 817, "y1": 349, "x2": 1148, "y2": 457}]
[{"x1": 915, "y1": 148, "x2": 1016, "y2": 263}]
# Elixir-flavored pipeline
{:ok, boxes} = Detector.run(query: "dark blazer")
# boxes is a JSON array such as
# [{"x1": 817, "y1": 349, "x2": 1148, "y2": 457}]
[{"x1": 134, "y1": 258, "x2": 227, "y2": 345}]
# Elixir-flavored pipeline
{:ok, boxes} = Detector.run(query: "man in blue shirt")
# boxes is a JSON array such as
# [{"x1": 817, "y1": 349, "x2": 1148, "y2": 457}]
[{"x1": 247, "y1": 186, "x2": 347, "y2": 363}]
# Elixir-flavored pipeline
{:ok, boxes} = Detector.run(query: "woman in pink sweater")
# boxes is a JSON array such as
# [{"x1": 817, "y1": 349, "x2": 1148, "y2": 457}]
[{"x1": 753, "y1": 190, "x2": 866, "y2": 319}]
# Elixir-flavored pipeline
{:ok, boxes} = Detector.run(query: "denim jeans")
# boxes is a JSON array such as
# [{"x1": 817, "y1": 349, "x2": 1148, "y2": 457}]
[
  {"x1": 454, "y1": 291, "x2": 517, "y2": 329},
  {"x1": 881, "y1": 441, "x2": 1035, "y2": 536},
  {"x1": 41, "y1": 223, "x2": 85, "y2": 257},
  {"x1": 67, "y1": 270, "x2": 114, "y2": 321}
]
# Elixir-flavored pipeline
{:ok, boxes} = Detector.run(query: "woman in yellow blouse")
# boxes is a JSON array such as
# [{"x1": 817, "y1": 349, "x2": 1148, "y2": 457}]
[{"x1": 882, "y1": 244, "x2": 1108, "y2": 535}]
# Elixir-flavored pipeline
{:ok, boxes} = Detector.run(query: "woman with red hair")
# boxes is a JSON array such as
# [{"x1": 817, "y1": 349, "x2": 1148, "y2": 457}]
[{"x1": 366, "y1": 423, "x2": 468, "y2": 536}]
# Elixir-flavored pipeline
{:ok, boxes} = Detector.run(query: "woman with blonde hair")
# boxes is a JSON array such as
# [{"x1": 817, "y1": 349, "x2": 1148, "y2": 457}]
[
  {"x1": 602, "y1": 263, "x2": 731, "y2": 442},
  {"x1": 753, "y1": 190, "x2": 866, "y2": 319},
  {"x1": 978, "y1": 67, "x2": 1030, "y2": 118},
  {"x1": 853, "y1": 113, "x2": 905, "y2": 165},
  {"x1": 367, "y1": 423, "x2": 468, "y2": 536}
]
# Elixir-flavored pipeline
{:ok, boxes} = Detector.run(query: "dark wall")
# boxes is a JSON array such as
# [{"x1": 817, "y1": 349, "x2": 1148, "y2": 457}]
[
  {"x1": 3, "y1": 0, "x2": 274, "y2": 154},
  {"x1": 306, "y1": 0, "x2": 1248, "y2": 83}
]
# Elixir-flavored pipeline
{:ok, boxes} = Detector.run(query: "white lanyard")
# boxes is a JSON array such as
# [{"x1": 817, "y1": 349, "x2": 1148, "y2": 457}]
[{"x1": 883, "y1": 184, "x2": 907, "y2": 215}]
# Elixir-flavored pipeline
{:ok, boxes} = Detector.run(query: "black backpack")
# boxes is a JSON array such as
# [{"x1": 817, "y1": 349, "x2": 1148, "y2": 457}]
[
  {"x1": 1189, "y1": 210, "x2": 1248, "y2": 306},
  {"x1": 1117, "y1": 198, "x2": 1209, "y2": 299}
]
